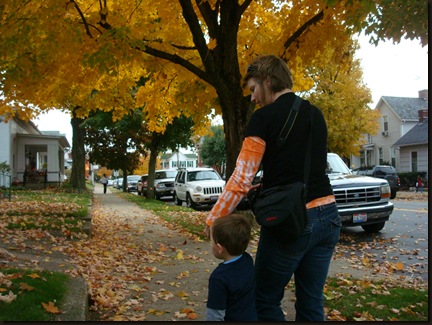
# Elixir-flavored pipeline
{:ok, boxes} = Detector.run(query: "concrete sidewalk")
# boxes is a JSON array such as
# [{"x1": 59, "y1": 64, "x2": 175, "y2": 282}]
[{"x1": 79, "y1": 184, "x2": 397, "y2": 321}]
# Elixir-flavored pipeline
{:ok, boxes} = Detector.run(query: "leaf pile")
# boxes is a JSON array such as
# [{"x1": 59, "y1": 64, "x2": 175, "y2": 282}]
[
  {"x1": 1, "y1": 201, "x2": 85, "y2": 237},
  {"x1": 324, "y1": 275, "x2": 428, "y2": 321}
]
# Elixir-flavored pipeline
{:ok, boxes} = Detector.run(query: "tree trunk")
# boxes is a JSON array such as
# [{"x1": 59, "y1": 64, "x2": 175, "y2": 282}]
[
  {"x1": 217, "y1": 87, "x2": 255, "y2": 179},
  {"x1": 70, "y1": 112, "x2": 87, "y2": 191},
  {"x1": 146, "y1": 146, "x2": 158, "y2": 199},
  {"x1": 121, "y1": 169, "x2": 128, "y2": 192}
]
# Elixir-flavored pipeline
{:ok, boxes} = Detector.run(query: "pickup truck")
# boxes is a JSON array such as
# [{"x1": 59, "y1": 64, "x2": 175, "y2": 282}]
[{"x1": 327, "y1": 153, "x2": 394, "y2": 233}]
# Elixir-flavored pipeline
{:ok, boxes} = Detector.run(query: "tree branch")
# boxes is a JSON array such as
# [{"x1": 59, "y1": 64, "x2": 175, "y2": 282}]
[
  {"x1": 69, "y1": 0, "x2": 93, "y2": 38},
  {"x1": 135, "y1": 43, "x2": 214, "y2": 87},
  {"x1": 195, "y1": 0, "x2": 219, "y2": 39},
  {"x1": 283, "y1": 10, "x2": 324, "y2": 50}
]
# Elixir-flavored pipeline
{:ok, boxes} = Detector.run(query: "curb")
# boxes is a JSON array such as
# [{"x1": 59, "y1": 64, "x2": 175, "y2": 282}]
[{"x1": 57, "y1": 276, "x2": 89, "y2": 321}]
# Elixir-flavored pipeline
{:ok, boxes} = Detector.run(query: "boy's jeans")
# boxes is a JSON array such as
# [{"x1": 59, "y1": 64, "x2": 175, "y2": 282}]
[{"x1": 255, "y1": 202, "x2": 341, "y2": 321}]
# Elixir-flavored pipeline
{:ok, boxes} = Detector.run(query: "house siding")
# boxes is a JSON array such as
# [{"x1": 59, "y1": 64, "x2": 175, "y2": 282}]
[{"x1": 398, "y1": 145, "x2": 428, "y2": 173}]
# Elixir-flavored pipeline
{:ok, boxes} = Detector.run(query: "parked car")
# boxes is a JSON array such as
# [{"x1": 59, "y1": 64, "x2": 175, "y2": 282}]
[
  {"x1": 137, "y1": 174, "x2": 148, "y2": 196},
  {"x1": 239, "y1": 153, "x2": 394, "y2": 233},
  {"x1": 153, "y1": 169, "x2": 178, "y2": 199},
  {"x1": 352, "y1": 165, "x2": 400, "y2": 199},
  {"x1": 174, "y1": 167, "x2": 226, "y2": 208},
  {"x1": 126, "y1": 175, "x2": 141, "y2": 192},
  {"x1": 114, "y1": 178, "x2": 123, "y2": 189},
  {"x1": 107, "y1": 179, "x2": 115, "y2": 186}
]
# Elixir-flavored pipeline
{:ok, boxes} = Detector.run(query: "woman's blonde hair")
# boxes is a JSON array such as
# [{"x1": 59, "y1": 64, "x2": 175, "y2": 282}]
[{"x1": 244, "y1": 55, "x2": 293, "y2": 92}]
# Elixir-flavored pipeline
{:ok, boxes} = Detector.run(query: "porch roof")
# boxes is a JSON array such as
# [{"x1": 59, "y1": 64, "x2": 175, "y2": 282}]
[{"x1": 16, "y1": 133, "x2": 70, "y2": 149}]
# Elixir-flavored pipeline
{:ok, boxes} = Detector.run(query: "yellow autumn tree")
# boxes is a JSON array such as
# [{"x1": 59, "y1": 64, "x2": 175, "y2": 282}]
[
  {"x1": 304, "y1": 38, "x2": 380, "y2": 158},
  {"x1": 0, "y1": 0, "x2": 427, "y2": 180}
]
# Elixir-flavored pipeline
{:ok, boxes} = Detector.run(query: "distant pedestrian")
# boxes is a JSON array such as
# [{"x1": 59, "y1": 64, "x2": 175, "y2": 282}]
[
  {"x1": 206, "y1": 214, "x2": 257, "y2": 321},
  {"x1": 100, "y1": 174, "x2": 108, "y2": 194},
  {"x1": 416, "y1": 175, "x2": 423, "y2": 193}
]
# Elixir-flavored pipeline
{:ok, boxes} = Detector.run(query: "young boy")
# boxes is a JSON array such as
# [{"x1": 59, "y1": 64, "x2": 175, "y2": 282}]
[{"x1": 206, "y1": 214, "x2": 257, "y2": 321}]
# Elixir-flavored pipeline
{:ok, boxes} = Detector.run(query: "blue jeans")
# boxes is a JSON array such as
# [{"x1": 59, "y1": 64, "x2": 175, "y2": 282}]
[{"x1": 255, "y1": 202, "x2": 341, "y2": 321}]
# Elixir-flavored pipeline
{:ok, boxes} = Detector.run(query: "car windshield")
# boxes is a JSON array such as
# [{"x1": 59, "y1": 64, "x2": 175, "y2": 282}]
[
  {"x1": 378, "y1": 167, "x2": 396, "y2": 174},
  {"x1": 127, "y1": 176, "x2": 141, "y2": 181},
  {"x1": 156, "y1": 170, "x2": 177, "y2": 179},
  {"x1": 187, "y1": 170, "x2": 220, "y2": 181},
  {"x1": 326, "y1": 155, "x2": 351, "y2": 175}
]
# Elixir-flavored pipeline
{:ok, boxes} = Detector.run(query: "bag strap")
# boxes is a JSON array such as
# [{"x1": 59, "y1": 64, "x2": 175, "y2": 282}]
[
  {"x1": 276, "y1": 96, "x2": 302, "y2": 145},
  {"x1": 276, "y1": 95, "x2": 314, "y2": 195}
]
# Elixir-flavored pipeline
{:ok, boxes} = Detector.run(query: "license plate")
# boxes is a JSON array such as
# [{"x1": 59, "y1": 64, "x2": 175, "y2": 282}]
[
  {"x1": 210, "y1": 196, "x2": 219, "y2": 201},
  {"x1": 353, "y1": 213, "x2": 367, "y2": 223}
]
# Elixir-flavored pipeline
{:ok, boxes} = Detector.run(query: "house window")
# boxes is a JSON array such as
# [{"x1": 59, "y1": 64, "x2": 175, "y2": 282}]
[
  {"x1": 391, "y1": 148, "x2": 396, "y2": 167},
  {"x1": 187, "y1": 160, "x2": 194, "y2": 167},
  {"x1": 383, "y1": 115, "x2": 388, "y2": 132},
  {"x1": 411, "y1": 151, "x2": 418, "y2": 172},
  {"x1": 180, "y1": 161, "x2": 186, "y2": 168},
  {"x1": 172, "y1": 161, "x2": 177, "y2": 168},
  {"x1": 378, "y1": 148, "x2": 383, "y2": 165},
  {"x1": 367, "y1": 134, "x2": 373, "y2": 143}
]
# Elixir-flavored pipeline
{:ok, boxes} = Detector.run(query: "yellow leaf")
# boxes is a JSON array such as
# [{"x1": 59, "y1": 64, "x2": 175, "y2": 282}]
[
  {"x1": 27, "y1": 273, "x2": 40, "y2": 279},
  {"x1": 177, "y1": 291, "x2": 189, "y2": 298},
  {"x1": 19, "y1": 283, "x2": 34, "y2": 291},
  {"x1": 395, "y1": 262, "x2": 404, "y2": 271},
  {"x1": 207, "y1": 38, "x2": 217, "y2": 50},
  {"x1": 41, "y1": 301, "x2": 62, "y2": 314},
  {"x1": 176, "y1": 250, "x2": 184, "y2": 260}
]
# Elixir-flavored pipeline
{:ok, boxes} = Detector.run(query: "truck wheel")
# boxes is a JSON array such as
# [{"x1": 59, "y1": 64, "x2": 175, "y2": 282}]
[
  {"x1": 390, "y1": 189, "x2": 396, "y2": 199},
  {"x1": 362, "y1": 222, "x2": 385, "y2": 233},
  {"x1": 186, "y1": 193, "x2": 196, "y2": 209},
  {"x1": 174, "y1": 192, "x2": 182, "y2": 206}
]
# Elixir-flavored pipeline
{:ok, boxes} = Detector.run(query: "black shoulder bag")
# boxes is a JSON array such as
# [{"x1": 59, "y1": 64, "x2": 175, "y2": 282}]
[{"x1": 252, "y1": 96, "x2": 313, "y2": 243}]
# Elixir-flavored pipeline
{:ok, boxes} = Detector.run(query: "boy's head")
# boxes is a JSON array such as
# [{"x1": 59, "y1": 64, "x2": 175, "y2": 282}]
[{"x1": 211, "y1": 214, "x2": 252, "y2": 257}]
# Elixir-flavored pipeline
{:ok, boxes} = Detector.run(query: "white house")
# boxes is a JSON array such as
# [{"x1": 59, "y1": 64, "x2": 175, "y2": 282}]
[
  {"x1": 159, "y1": 151, "x2": 198, "y2": 169},
  {"x1": 350, "y1": 89, "x2": 428, "y2": 171},
  {"x1": 0, "y1": 115, "x2": 70, "y2": 187}
]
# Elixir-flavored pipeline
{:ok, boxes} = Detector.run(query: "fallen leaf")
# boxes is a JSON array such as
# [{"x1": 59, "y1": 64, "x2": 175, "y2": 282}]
[
  {"x1": 27, "y1": 273, "x2": 40, "y2": 279},
  {"x1": 19, "y1": 282, "x2": 34, "y2": 291},
  {"x1": 41, "y1": 301, "x2": 62, "y2": 314},
  {"x1": 176, "y1": 250, "x2": 184, "y2": 260},
  {"x1": 0, "y1": 290, "x2": 17, "y2": 303}
]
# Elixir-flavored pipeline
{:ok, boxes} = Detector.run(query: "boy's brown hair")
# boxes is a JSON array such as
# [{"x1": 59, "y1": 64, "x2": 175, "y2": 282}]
[{"x1": 211, "y1": 214, "x2": 252, "y2": 256}]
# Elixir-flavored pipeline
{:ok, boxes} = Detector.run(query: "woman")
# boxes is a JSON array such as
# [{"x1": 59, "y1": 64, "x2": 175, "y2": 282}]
[{"x1": 205, "y1": 55, "x2": 341, "y2": 321}]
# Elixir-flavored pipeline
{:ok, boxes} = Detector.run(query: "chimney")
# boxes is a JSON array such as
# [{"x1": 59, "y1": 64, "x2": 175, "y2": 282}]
[
  {"x1": 418, "y1": 89, "x2": 428, "y2": 101},
  {"x1": 418, "y1": 109, "x2": 428, "y2": 123}
]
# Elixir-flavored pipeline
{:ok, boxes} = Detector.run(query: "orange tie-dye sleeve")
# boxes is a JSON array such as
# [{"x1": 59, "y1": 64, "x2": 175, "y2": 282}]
[{"x1": 206, "y1": 136, "x2": 266, "y2": 226}]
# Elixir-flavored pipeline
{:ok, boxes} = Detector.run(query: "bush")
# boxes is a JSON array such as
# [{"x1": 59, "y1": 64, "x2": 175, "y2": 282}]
[{"x1": 398, "y1": 171, "x2": 428, "y2": 190}]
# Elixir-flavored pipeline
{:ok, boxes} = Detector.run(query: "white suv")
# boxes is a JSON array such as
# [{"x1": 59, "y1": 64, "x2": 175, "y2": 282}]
[{"x1": 174, "y1": 167, "x2": 225, "y2": 208}]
